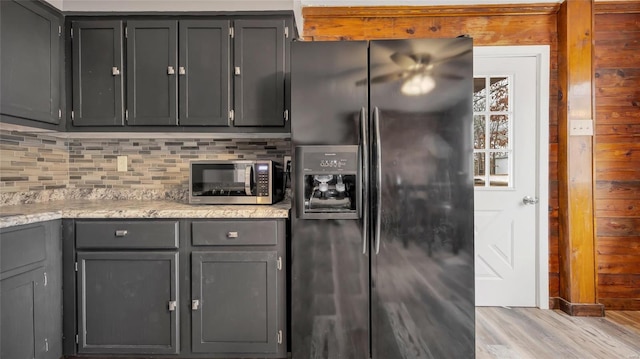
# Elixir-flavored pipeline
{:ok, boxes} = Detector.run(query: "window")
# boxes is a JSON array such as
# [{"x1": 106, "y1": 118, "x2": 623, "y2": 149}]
[{"x1": 473, "y1": 76, "x2": 512, "y2": 188}]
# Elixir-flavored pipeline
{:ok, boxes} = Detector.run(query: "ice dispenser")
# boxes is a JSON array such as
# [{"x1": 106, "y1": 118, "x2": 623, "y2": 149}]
[{"x1": 295, "y1": 145, "x2": 361, "y2": 219}]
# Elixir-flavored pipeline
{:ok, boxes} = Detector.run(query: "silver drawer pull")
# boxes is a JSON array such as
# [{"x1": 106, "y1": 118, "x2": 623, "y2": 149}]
[
  {"x1": 112, "y1": 66, "x2": 120, "y2": 76},
  {"x1": 115, "y1": 230, "x2": 128, "y2": 237},
  {"x1": 167, "y1": 66, "x2": 175, "y2": 75},
  {"x1": 168, "y1": 300, "x2": 177, "y2": 312},
  {"x1": 192, "y1": 299, "x2": 200, "y2": 310},
  {"x1": 226, "y1": 231, "x2": 238, "y2": 239}
]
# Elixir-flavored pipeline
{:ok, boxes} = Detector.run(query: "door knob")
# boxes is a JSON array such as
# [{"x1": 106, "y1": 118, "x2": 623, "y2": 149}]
[{"x1": 522, "y1": 196, "x2": 539, "y2": 205}]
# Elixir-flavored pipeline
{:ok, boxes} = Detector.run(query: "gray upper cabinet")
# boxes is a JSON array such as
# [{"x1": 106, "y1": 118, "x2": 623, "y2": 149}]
[
  {"x1": 67, "y1": 16, "x2": 290, "y2": 130},
  {"x1": 233, "y1": 20, "x2": 286, "y2": 127},
  {"x1": 76, "y1": 251, "x2": 179, "y2": 354},
  {"x1": 72, "y1": 21, "x2": 124, "y2": 126},
  {"x1": 0, "y1": 0, "x2": 61, "y2": 126},
  {"x1": 179, "y1": 20, "x2": 231, "y2": 126},
  {"x1": 127, "y1": 20, "x2": 179, "y2": 126}
]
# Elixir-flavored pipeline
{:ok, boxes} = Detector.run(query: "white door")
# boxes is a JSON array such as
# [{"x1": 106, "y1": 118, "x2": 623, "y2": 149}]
[{"x1": 473, "y1": 48, "x2": 548, "y2": 307}]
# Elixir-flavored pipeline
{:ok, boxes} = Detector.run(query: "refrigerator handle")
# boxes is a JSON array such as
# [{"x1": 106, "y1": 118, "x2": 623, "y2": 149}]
[
  {"x1": 359, "y1": 107, "x2": 368, "y2": 255},
  {"x1": 374, "y1": 107, "x2": 382, "y2": 255}
]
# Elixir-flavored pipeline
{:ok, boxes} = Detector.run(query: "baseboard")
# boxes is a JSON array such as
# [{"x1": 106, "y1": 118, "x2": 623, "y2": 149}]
[{"x1": 550, "y1": 297, "x2": 605, "y2": 317}]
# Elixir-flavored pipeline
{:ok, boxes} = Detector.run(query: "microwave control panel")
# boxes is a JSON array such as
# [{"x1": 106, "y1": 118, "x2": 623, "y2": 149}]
[{"x1": 256, "y1": 163, "x2": 270, "y2": 197}]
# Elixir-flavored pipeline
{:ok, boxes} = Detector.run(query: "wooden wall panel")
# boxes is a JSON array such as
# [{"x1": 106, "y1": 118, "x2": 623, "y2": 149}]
[
  {"x1": 596, "y1": 181, "x2": 640, "y2": 199},
  {"x1": 301, "y1": 4, "x2": 562, "y2": 301},
  {"x1": 594, "y1": 7, "x2": 640, "y2": 310}
]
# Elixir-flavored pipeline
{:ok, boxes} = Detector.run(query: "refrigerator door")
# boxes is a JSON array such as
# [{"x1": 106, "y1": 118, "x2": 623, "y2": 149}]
[
  {"x1": 291, "y1": 41, "x2": 369, "y2": 146},
  {"x1": 290, "y1": 41, "x2": 370, "y2": 358},
  {"x1": 369, "y1": 38, "x2": 475, "y2": 359}
]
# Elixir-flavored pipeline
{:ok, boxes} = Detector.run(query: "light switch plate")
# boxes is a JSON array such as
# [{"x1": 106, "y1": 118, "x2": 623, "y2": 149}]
[
  {"x1": 570, "y1": 119, "x2": 594, "y2": 136},
  {"x1": 117, "y1": 155, "x2": 128, "y2": 172}
]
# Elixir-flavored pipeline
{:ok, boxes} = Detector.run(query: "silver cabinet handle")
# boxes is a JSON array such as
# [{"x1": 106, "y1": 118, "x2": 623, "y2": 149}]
[
  {"x1": 227, "y1": 231, "x2": 238, "y2": 239},
  {"x1": 168, "y1": 300, "x2": 177, "y2": 312},
  {"x1": 179, "y1": 66, "x2": 186, "y2": 75},
  {"x1": 235, "y1": 66, "x2": 241, "y2": 75},
  {"x1": 192, "y1": 299, "x2": 200, "y2": 310},
  {"x1": 167, "y1": 66, "x2": 175, "y2": 75},
  {"x1": 359, "y1": 107, "x2": 368, "y2": 255},
  {"x1": 374, "y1": 107, "x2": 382, "y2": 255},
  {"x1": 112, "y1": 67, "x2": 120, "y2": 76},
  {"x1": 115, "y1": 230, "x2": 128, "y2": 237},
  {"x1": 523, "y1": 196, "x2": 539, "y2": 205}
]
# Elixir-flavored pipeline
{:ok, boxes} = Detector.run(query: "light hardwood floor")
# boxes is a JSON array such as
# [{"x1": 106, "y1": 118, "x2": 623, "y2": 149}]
[{"x1": 476, "y1": 307, "x2": 640, "y2": 359}]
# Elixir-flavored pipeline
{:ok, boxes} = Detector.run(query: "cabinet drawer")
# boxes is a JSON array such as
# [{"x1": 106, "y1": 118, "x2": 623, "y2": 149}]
[
  {"x1": 191, "y1": 220, "x2": 277, "y2": 246},
  {"x1": 75, "y1": 220, "x2": 179, "y2": 249},
  {"x1": 1, "y1": 223, "x2": 46, "y2": 275}
]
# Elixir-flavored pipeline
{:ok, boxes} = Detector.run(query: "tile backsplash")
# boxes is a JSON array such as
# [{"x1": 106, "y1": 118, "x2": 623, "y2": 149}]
[
  {"x1": 0, "y1": 129, "x2": 290, "y2": 202},
  {"x1": 0, "y1": 131, "x2": 69, "y2": 192}
]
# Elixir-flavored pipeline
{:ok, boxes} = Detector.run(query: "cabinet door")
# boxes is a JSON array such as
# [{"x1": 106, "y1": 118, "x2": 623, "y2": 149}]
[
  {"x1": 179, "y1": 20, "x2": 231, "y2": 126},
  {"x1": 1, "y1": 267, "x2": 46, "y2": 359},
  {"x1": 192, "y1": 251, "x2": 279, "y2": 354},
  {"x1": 77, "y1": 251, "x2": 179, "y2": 354},
  {"x1": 0, "y1": 0, "x2": 60, "y2": 125},
  {"x1": 72, "y1": 21, "x2": 124, "y2": 126},
  {"x1": 127, "y1": 20, "x2": 178, "y2": 126},
  {"x1": 233, "y1": 20, "x2": 285, "y2": 127}
]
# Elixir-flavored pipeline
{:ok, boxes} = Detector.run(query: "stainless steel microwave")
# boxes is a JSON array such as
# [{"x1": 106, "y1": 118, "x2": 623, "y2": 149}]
[{"x1": 189, "y1": 160, "x2": 284, "y2": 204}]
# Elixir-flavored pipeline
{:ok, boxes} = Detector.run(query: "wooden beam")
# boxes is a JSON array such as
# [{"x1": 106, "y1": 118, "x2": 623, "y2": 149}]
[
  {"x1": 302, "y1": 4, "x2": 561, "y2": 18},
  {"x1": 556, "y1": 0, "x2": 603, "y2": 316},
  {"x1": 595, "y1": 0, "x2": 640, "y2": 15}
]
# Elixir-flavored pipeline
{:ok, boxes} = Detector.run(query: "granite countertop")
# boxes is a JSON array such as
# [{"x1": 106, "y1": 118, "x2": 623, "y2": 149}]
[{"x1": 0, "y1": 199, "x2": 291, "y2": 228}]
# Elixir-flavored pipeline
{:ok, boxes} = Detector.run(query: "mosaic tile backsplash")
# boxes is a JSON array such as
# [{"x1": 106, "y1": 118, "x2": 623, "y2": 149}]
[
  {"x1": 0, "y1": 129, "x2": 290, "y2": 204},
  {"x1": 0, "y1": 131, "x2": 69, "y2": 193}
]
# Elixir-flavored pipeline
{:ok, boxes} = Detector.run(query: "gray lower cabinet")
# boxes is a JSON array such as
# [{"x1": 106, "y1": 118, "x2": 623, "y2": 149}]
[
  {"x1": 191, "y1": 251, "x2": 279, "y2": 354},
  {"x1": 0, "y1": 220, "x2": 62, "y2": 359},
  {"x1": 1, "y1": 267, "x2": 46, "y2": 359},
  {"x1": 190, "y1": 219, "x2": 287, "y2": 358},
  {"x1": 73, "y1": 219, "x2": 180, "y2": 355},
  {"x1": 76, "y1": 251, "x2": 180, "y2": 354},
  {"x1": 65, "y1": 218, "x2": 286, "y2": 358},
  {"x1": 0, "y1": 0, "x2": 61, "y2": 127}
]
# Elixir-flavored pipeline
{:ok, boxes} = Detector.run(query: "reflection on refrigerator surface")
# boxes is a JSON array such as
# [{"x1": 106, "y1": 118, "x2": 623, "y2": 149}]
[
  {"x1": 373, "y1": 109, "x2": 474, "y2": 359},
  {"x1": 291, "y1": 219, "x2": 369, "y2": 358}
]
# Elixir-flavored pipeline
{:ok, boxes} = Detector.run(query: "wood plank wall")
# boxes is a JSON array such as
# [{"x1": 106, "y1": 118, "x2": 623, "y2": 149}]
[
  {"x1": 593, "y1": 2, "x2": 640, "y2": 310},
  {"x1": 302, "y1": 4, "x2": 563, "y2": 300}
]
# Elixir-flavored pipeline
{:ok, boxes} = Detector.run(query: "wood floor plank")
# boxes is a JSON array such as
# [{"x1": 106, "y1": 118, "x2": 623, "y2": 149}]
[{"x1": 476, "y1": 307, "x2": 640, "y2": 359}]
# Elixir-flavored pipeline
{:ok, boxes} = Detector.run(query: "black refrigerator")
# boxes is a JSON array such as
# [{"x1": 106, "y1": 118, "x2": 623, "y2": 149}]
[{"x1": 289, "y1": 38, "x2": 475, "y2": 359}]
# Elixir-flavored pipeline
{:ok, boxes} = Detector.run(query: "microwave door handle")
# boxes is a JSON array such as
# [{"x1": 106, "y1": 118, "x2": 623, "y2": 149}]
[
  {"x1": 374, "y1": 107, "x2": 382, "y2": 255},
  {"x1": 359, "y1": 107, "x2": 368, "y2": 255},
  {"x1": 245, "y1": 166, "x2": 253, "y2": 196}
]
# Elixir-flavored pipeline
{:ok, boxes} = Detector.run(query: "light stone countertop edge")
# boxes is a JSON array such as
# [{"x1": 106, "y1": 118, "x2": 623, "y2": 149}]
[{"x1": 0, "y1": 199, "x2": 291, "y2": 229}]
